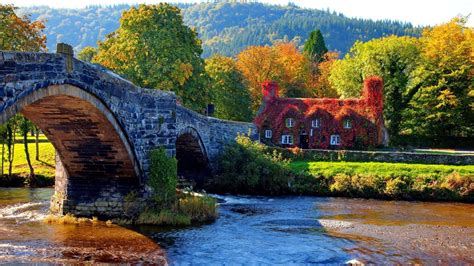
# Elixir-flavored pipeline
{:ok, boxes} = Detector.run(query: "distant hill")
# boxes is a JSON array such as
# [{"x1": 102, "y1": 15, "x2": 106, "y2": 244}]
[{"x1": 19, "y1": 2, "x2": 420, "y2": 57}]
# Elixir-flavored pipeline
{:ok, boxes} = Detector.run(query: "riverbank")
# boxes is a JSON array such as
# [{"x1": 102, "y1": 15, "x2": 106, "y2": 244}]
[
  {"x1": 290, "y1": 161, "x2": 474, "y2": 202},
  {"x1": 211, "y1": 135, "x2": 474, "y2": 202}
]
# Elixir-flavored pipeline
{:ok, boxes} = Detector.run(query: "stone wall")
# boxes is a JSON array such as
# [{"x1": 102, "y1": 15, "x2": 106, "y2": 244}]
[{"x1": 280, "y1": 148, "x2": 474, "y2": 166}]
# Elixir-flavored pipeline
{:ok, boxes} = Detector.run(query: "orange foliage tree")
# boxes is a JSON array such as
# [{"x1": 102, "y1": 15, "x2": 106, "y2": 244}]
[
  {"x1": 236, "y1": 42, "x2": 310, "y2": 112},
  {"x1": 0, "y1": 4, "x2": 46, "y2": 52},
  {"x1": 306, "y1": 51, "x2": 339, "y2": 98}
]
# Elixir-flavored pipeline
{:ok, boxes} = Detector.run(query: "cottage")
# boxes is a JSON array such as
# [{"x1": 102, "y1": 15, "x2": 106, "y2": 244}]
[{"x1": 254, "y1": 76, "x2": 388, "y2": 149}]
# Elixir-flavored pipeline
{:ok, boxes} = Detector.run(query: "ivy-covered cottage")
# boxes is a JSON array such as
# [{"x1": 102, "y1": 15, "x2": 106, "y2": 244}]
[{"x1": 254, "y1": 76, "x2": 388, "y2": 149}]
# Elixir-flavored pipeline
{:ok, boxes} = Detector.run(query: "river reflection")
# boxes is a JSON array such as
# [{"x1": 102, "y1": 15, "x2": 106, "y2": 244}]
[{"x1": 0, "y1": 188, "x2": 473, "y2": 264}]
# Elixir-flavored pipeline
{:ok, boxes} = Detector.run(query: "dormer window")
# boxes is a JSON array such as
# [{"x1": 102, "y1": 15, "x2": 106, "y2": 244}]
[
  {"x1": 343, "y1": 119, "x2": 352, "y2": 129},
  {"x1": 285, "y1": 118, "x2": 294, "y2": 128},
  {"x1": 312, "y1": 118, "x2": 320, "y2": 128}
]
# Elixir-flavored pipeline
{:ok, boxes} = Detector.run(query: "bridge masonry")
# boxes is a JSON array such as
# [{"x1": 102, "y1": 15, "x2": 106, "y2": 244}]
[{"x1": 0, "y1": 45, "x2": 257, "y2": 219}]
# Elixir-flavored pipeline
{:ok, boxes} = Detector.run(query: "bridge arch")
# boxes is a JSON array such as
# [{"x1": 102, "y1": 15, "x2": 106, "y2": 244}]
[
  {"x1": 175, "y1": 126, "x2": 210, "y2": 184},
  {"x1": 1, "y1": 83, "x2": 141, "y2": 217}
]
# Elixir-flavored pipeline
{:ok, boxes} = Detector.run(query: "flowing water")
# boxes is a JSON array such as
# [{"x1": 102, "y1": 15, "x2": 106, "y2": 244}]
[{"x1": 0, "y1": 188, "x2": 473, "y2": 264}]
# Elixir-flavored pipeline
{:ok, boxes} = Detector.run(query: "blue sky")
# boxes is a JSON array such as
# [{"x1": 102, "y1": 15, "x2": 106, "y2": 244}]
[{"x1": 6, "y1": 0, "x2": 474, "y2": 26}]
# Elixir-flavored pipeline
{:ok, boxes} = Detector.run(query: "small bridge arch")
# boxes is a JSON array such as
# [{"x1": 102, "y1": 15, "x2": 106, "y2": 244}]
[{"x1": 175, "y1": 126, "x2": 210, "y2": 183}]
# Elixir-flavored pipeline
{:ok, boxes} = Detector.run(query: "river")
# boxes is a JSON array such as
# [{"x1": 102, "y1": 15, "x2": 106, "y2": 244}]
[{"x1": 0, "y1": 188, "x2": 472, "y2": 264}]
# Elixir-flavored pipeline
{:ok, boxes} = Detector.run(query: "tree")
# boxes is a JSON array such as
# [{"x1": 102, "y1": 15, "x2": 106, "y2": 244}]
[
  {"x1": 329, "y1": 36, "x2": 420, "y2": 142},
  {"x1": 306, "y1": 51, "x2": 339, "y2": 98},
  {"x1": 19, "y1": 117, "x2": 35, "y2": 185},
  {"x1": 77, "y1": 46, "x2": 97, "y2": 62},
  {"x1": 303, "y1": 29, "x2": 328, "y2": 63},
  {"x1": 94, "y1": 4, "x2": 208, "y2": 111},
  {"x1": 236, "y1": 42, "x2": 310, "y2": 112},
  {"x1": 205, "y1": 55, "x2": 252, "y2": 121},
  {"x1": 0, "y1": 4, "x2": 46, "y2": 51},
  {"x1": 403, "y1": 17, "x2": 473, "y2": 139}
]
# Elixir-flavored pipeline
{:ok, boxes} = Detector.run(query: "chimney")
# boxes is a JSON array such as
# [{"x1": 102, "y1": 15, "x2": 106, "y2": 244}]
[
  {"x1": 262, "y1": 81, "x2": 279, "y2": 102},
  {"x1": 362, "y1": 76, "x2": 383, "y2": 112}
]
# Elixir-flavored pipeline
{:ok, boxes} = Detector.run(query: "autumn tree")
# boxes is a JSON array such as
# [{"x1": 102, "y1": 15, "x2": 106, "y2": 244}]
[
  {"x1": 205, "y1": 55, "x2": 252, "y2": 121},
  {"x1": 77, "y1": 46, "x2": 97, "y2": 62},
  {"x1": 0, "y1": 4, "x2": 46, "y2": 51},
  {"x1": 306, "y1": 51, "x2": 339, "y2": 98},
  {"x1": 403, "y1": 17, "x2": 473, "y2": 140},
  {"x1": 94, "y1": 4, "x2": 208, "y2": 111},
  {"x1": 236, "y1": 42, "x2": 310, "y2": 111},
  {"x1": 303, "y1": 29, "x2": 328, "y2": 63},
  {"x1": 329, "y1": 36, "x2": 420, "y2": 142}
]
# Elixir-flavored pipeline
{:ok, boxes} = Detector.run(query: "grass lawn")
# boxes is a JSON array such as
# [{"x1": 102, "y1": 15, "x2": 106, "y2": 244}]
[
  {"x1": 290, "y1": 161, "x2": 474, "y2": 178},
  {"x1": 1, "y1": 134, "x2": 56, "y2": 185}
]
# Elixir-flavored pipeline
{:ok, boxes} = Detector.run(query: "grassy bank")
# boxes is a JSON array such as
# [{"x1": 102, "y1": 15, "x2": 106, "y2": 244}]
[
  {"x1": 290, "y1": 161, "x2": 474, "y2": 202},
  {"x1": 0, "y1": 135, "x2": 55, "y2": 186},
  {"x1": 211, "y1": 135, "x2": 474, "y2": 202}
]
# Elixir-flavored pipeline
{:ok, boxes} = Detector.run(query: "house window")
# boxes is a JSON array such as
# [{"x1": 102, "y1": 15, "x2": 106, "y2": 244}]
[
  {"x1": 312, "y1": 118, "x2": 320, "y2": 128},
  {"x1": 343, "y1": 119, "x2": 352, "y2": 129},
  {"x1": 265, "y1": 129, "x2": 272, "y2": 138},
  {"x1": 281, "y1": 135, "x2": 294, "y2": 145},
  {"x1": 330, "y1": 135, "x2": 341, "y2": 146},
  {"x1": 285, "y1": 118, "x2": 294, "y2": 128}
]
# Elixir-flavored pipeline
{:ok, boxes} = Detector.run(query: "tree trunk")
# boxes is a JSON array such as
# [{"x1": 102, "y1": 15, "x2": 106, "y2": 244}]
[
  {"x1": 7, "y1": 124, "x2": 14, "y2": 178},
  {"x1": 23, "y1": 121, "x2": 35, "y2": 186},
  {"x1": 35, "y1": 127, "x2": 39, "y2": 161},
  {"x1": 1, "y1": 142, "x2": 4, "y2": 177}
]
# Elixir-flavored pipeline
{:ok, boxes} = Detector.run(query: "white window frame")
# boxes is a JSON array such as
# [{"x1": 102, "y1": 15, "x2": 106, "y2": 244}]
[
  {"x1": 312, "y1": 118, "x2": 320, "y2": 128},
  {"x1": 265, "y1": 129, "x2": 272, "y2": 138},
  {"x1": 330, "y1": 135, "x2": 341, "y2": 146},
  {"x1": 281, "y1": 135, "x2": 294, "y2": 145},
  {"x1": 285, "y1": 118, "x2": 294, "y2": 128},
  {"x1": 343, "y1": 119, "x2": 352, "y2": 129}
]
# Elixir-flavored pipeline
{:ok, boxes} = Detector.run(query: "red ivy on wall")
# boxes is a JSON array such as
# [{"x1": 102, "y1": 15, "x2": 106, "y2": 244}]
[{"x1": 255, "y1": 76, "x2": 385, "y2": 149}]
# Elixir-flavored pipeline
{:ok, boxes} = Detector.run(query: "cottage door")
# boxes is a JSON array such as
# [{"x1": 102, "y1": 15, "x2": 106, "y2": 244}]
[{"x1": 299, "y1": 133, "x2": 309, "y2": 149}]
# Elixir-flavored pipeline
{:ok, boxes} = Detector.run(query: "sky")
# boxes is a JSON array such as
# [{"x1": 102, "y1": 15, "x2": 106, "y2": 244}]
[{"x1": 5, "y1": 0, "x2": 474, "y2": 27}]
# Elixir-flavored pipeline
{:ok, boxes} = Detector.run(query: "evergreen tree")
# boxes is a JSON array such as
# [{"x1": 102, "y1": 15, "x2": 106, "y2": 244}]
[{"x1": 303, "y1": 30, "x2": 328, "y2": 62}]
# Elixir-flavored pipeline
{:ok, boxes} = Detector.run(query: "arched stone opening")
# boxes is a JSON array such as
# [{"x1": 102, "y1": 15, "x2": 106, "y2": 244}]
[
  {"x1": 1, "y1": 84, "x2": 140, "y2": 218},
  {"x1": 175, "y1": 127, "x2": 209, "y2": 186}
]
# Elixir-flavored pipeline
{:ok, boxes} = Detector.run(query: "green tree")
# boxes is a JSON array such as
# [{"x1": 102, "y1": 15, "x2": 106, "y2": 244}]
[
  {"x1": 149, "y1": 147, "x2": 177, "y2": 208},
  {"x1": 205, "y1": 55, "x2": 252, "y2": 121},
  {"x1": 77, "y1": 46, "x2": 97, "y2": 62},
  {"x1": 329, "y1": 36, "x2": 420, "y2": 143},
  {"x1": 0, "y1": 4, "x2": 46, "y2": 51},
  {"x1": 94, "y1": 4, "x2": 208, "y2": 111},
  {"x1": 403, "y1": 17, "x2": 473, "y2": 140},
  {"x1": 303, "y1": 29, "x2": 328, "y2": 63}
]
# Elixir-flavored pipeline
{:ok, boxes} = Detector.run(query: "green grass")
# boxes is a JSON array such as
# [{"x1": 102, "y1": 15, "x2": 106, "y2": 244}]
[
  {"x1": 289, "y1": 161, "x2": 474, "y2": 202},
  {"x1": 290, "y1": 161, "x2": 474, "y2": 179},
  {"x1": 0, "y1": 134, "x2": 56, "y2": 185}
]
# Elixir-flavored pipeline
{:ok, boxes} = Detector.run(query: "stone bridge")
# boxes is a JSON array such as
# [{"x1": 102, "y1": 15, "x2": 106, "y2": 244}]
[{"x1": 0, "y1": 46, "x2": 257, "y2": 218}]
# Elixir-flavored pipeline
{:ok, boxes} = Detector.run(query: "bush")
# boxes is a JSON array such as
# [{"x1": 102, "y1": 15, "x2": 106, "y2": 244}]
[
  {"x1": 211, "y1": 134, "x2": 293, "y2": 195},
  {"x1": 178, "y1": 194, "x2": 217, "y2": 222},
  {"x1": 148, "y1": 147, "x2": 178, "y2": 208}
]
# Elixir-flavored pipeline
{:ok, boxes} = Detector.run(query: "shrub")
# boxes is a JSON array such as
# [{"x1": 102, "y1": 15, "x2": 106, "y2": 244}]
[
  {"x1": 178, "y1": 195, "x2": 217, "y2": 222},
  {"x1": 148, "y1": 147, "x2": 178, "y2": 208},
  {"x1": 212, "y1": 134, "x2": 293, "y2": 195}
]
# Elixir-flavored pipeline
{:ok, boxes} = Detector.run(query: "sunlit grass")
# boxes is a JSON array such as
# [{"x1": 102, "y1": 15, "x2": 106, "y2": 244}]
[
  {"x1": 0, "y1": 134, "x2": 56, "y2": 181},
  {"x1": 290, "y1": 161, "x2": 474, "y2": 179}
]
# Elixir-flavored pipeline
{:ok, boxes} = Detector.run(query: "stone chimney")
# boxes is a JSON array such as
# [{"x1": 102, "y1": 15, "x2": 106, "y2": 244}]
[{"x1": 261, "y1": 81, "x2": 279, "y2": 102}]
